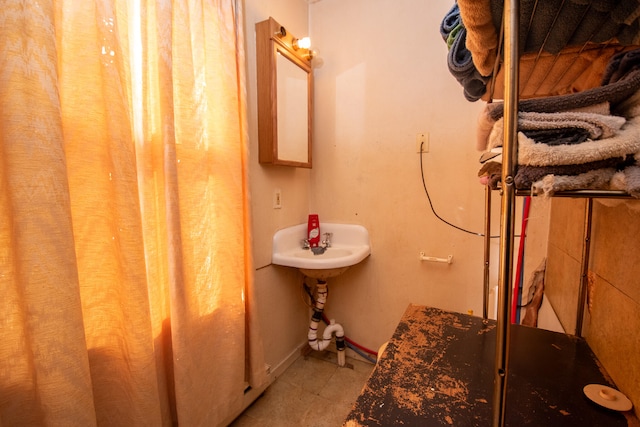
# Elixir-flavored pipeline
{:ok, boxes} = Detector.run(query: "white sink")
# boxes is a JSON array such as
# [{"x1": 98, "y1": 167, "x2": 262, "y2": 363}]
[{"x1": 272, "y1": 223, "x2": 371, "y2": 279}]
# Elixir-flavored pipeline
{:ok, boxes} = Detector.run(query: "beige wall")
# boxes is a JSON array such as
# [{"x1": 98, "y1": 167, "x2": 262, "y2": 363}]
[
  {"x1": 519, "y1": 197, "x2": 564, "y2": 332},
  {"x1": 306, "y1": 0, "x2": 498, "y2": 352},
  {"x1": 546, "y1": 198, "x2": 640, "y2": 417},
  {"x1": 245, "y1": 0, "x2": 502, "y2": 371},
  {"x1": 245, "y1": 0, "x2": 313, "y2": 374},
  {"x1": 546, "y1": 198, "x2": 588, "y2": 334},
  {"x1": 245, "y1": 0, "x2": 637, "y2": 417},
  {"x1": 588, "y1": 200, "x2": 640, "y2": 419}
]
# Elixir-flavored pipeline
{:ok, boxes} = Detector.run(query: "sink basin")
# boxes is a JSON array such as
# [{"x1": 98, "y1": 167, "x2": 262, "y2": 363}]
[{"x1": 272, "y1": 223, "x2": 371, "y2": 279}]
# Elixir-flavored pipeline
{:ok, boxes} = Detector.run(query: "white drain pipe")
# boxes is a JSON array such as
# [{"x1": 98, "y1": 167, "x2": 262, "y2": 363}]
[{"x1": 308, "y1": 282, "x2": 346, "y2": 366}]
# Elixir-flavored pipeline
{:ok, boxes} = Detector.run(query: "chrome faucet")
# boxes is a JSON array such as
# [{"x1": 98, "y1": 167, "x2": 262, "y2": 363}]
[
  {"x1": 301, "y1": 239, "x2": 310, "y2": 250},
  {"x1": 302, "y1": 233, "x2": 332, "y2": 255}
]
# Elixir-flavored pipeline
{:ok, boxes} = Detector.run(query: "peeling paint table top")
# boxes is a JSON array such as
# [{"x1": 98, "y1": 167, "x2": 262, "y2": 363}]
[{"x1": 345, "y1": 304, "x2": 635, "y2": 426}]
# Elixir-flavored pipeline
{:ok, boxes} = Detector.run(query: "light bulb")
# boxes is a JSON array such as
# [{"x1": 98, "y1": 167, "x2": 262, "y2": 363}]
[{"x1": 297, "y1": 37, "x2": 311, "y2": 49}]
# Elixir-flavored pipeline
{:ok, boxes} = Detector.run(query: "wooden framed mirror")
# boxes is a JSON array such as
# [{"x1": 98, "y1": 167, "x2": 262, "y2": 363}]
[{"x1": 256, "y1": 17, "x2": 313, "y2": 168}]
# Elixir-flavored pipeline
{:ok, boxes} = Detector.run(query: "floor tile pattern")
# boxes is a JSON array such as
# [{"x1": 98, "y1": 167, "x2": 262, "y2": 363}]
[{"x1": 231, "y1": 352, "x2": 374, "y2": 427}]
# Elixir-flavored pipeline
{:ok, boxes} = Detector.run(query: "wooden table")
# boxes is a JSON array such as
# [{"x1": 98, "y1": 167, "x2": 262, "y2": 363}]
[{"x1": 345, "y1": 304, "x2": 636, "y2": 426}]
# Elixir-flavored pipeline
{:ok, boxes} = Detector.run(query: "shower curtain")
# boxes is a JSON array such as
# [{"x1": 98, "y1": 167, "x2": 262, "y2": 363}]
[{"x1": 0, "y1": 0, "x2": 266, "y2": 425}]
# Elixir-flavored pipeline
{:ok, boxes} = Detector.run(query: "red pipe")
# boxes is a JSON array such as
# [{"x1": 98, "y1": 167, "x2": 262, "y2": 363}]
[
  {"x1": 345, "y1": 336, "x2": 378, "y2": 356},
  {"x1": 511, "y1": 196, "x2": 531, "y2": 324},
  {"x1": 321, "y1": 313, "x2": 378, "y2": 356}
]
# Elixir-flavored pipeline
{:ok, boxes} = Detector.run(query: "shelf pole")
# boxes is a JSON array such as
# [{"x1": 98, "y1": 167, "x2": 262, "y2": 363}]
[
  {"x1": 575, "y1": 198, "x2": 593, "y2": 336},
  {"x1": 492, "y1": 0, "x2": 519, "y2": 426},
  {"x1": 483, "y1": 184, "x2": 492, "y2": 321}
]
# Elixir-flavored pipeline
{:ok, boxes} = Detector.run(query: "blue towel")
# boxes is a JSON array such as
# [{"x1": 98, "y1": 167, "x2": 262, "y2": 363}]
[
  {"x1": 448, "y1": 27, "x2": 490, "y2": 101},
  {"x1": 440, "y1": 2, "x2": 461, "y2": 42},
  {"x1": 441, "y1": 3, "x2": 490, "y2": 102},
  {"x1": 446, "y1": 23, "x2": 464, "y2": 50}
]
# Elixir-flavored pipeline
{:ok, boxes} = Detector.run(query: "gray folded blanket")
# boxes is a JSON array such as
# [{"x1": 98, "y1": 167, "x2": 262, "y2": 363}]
[
  {"x1": 514, "y1": 156, "x2": 631, "y2": 189},
  {"x1": 486, "y1": 69, "x2": 640, "y2": 121},
  {"x1": 522, "y1": 127, "x2": 590, "y2": 145},
  {"x1": 531, "y1": 168, "x2": 617, "y2": 196},
  {"x1": 488, "y1": 116, "x2": 640, "y2": 166},
  {"x1": 546, "y1": 165, "x2": 640, "y2": 198},
  {"x1": 486, "y1": 0, "x2": 640, "y2": 55},
  {"x1": 487, "y1": 111, "x2": 632, "y2": 166},
  {"x1": 515, "y1": 111, "x2": 626, "y2": 139}
]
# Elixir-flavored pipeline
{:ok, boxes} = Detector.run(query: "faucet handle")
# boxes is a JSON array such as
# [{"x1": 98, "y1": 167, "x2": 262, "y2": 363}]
[
  {"x1": 301, "y1": 239, "x2": 310, "y2": 250},
  {"x1": 322, "y1": 232, "x2": 333, "y2": 247}
]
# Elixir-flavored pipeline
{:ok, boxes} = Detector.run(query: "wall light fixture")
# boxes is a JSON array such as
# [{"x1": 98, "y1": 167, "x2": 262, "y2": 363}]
[{"x1": 274, "y1": 24, "x2": 315, "y2": 60}]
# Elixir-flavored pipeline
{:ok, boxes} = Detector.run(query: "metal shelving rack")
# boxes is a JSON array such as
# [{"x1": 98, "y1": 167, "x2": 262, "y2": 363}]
[
  {"x1": 487, "y1": 1, "x2": 636, "y2": 425},
  {"x1": 491, "y1": 2, "x2": 519, "y2": 424}
]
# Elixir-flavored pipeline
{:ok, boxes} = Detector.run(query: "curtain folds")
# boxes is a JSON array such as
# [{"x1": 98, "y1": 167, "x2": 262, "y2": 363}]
[{"x1": 0, "y1": 0, "x2": 266, "y2": 425}]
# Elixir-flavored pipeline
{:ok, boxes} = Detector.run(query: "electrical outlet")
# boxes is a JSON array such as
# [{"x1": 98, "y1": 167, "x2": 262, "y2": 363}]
[
  {"x1": 416, "y1": 132, "x2": 429, "y2": 153},
  {"x1": 273, "y1": 189, "x2": 282, "y2": 209}
]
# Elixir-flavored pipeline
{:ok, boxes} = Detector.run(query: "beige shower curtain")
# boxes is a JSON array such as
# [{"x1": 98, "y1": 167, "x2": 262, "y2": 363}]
[{"x1": 0, "y1": 0, "x2": 266, "y2": 425}]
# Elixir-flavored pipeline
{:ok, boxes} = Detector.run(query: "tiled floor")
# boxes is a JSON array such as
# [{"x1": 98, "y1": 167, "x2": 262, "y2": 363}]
[{"x1": 230, "y1": 351, "x2": 375, "y2": 427}]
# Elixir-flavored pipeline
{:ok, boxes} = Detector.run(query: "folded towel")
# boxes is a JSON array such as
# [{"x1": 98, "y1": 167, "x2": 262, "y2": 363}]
[
  {"x1": 602, "y1": 48, "x2": 640, "y2": 85},
  {"x1": 623, "y1": 166, "x2": 640, "y2": 197},
  {"x1": 477, "y1": 106, "x2": 497, "y2": 150},
  {"x1": 514, "y1": 156, "x2": 630, "y2": 189},
  {"x1": 488, "y1": 115, "x2": 640, "y2": 166},
  {"x1": 479, "y1": 147, "x2": 502, "y2": 163},
  {"x1": 477, "y1": 101, "x2": 611, "y2": 151},
  {"x1": 440, "y1": 2, "x2": 462, "y2": 42},
  {"x1": 515, "y1": 111, "x2": 626, "y2": 139},
  {"x1": 608, "y1": 165, "x2": 640, "y2": 197},
  {"x1": 448, "y1": 26, "x2": 490, "y2": 102},
  {"x1": 488, "y1": 110, "x2": 627, "y2": 154},
  {"x1": 531, "y1": 168, "x2": 617, "y2": 196},
  {"x1": 540, "y1": 1, "x2": 591, "y2": 54},
  {"x1": 611, "y1": 0, "x2": 640, "y2": 26},
  {"x1": 617, "y1": 20, "x2": 640, "y2": 46},
  {"x1": 567, "y1": 0, "x2": 621, "y2": 46},
  {"x1": 477, "y1": 161, "x2": 502, "y2": 189},
  {"x1": 483, "y1": 45, "x2": 632, "y2": 102},
  {"x1": 446, "y1": 24, "x2": 464, "y2": 50},
  {"x1": 483, "y1": 0, "x2": 640, "y2": 54},
  {"x1": 457, "y1": 0, "x2": 498, "y2": 76},
  {"x1": 522, "y1": 0, "x2": 563, "y2": 53},
  {"x1": 614, "y1": 88, "x2": 640, "y2": 118},
  {"x1": 522, "y1": 127, "x2": 590, "y2": 145},
  {"x1": 441, "y1": 2, "x2": 491, "y2": 102},
  {"x1": 486, "y1": 68, "x2": 640, "y2": 121}
]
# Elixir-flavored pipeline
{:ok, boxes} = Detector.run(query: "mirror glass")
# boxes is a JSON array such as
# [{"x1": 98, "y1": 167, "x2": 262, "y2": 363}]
[
  {"x1": 256, "y1": 17, "x2": 312, "y2": 168},
  {"x1": 276, "y1": 51, "x2": 309, "y2": 163}
]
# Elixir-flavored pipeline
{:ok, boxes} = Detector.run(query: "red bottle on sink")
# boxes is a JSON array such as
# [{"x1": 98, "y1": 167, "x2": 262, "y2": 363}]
[{"x1": 307, "y1": 214, "x2": 320, "y2": 248}]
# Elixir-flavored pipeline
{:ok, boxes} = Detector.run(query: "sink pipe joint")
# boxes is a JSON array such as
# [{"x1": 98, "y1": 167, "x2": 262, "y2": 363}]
[{"x1": 307, "y1": 282, "x2": 346, "y2": 366}]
